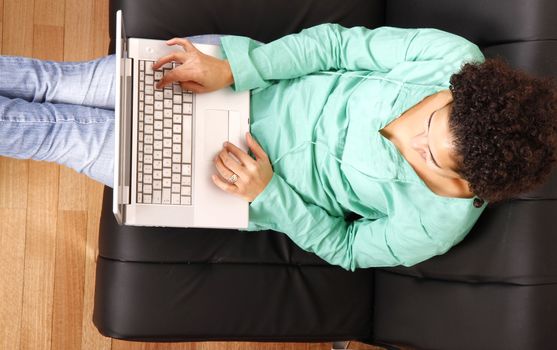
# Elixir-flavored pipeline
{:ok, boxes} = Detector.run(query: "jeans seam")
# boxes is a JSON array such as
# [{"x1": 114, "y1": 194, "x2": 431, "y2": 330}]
[{"x1": 0, "y1": 117, "x2": 113, "y2": 124}]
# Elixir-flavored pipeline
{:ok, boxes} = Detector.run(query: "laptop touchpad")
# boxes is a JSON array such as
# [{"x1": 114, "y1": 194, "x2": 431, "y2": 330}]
[{"x1": 204, "y1": 109, "x2": 229, "y2": 158}]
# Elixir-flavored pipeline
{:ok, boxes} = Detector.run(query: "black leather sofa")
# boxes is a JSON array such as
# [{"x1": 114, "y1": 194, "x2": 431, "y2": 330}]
[{"x1": 93, "y1": 1, "x2": 557, "y2": 349}]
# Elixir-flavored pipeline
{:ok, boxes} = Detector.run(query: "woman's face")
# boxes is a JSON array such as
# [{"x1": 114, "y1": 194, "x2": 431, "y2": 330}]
[{"x1": 409, "y1": 102, "x2": 462, "y2": 179}]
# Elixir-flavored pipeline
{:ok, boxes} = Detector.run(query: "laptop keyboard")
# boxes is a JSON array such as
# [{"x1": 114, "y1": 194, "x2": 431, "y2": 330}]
[{"x1": 136, "y1": 60, "x2": 193, "y2": 206}]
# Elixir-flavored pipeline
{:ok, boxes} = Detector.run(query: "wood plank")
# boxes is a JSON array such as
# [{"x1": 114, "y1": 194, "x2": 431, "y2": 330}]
[
  {"x1": 51, "y1": 210, "x2": 88, "y2": 350},
  {"x1": 81, "y1": 180, "x2": 111, "y2": 350},
  {"x1": 79, "y1": 0, "x2": 113, "y2": 348},
  {"x1": 0, "y1": 0, "x2": 4, "y2": 50},
  {"x1": 0, "y1": 208, "x2": 26, "y2": 350},
  {"x1": 32, "y1": 24, "x2": 64, "y2": 61},
  {"x1": 2, "y1": 0, "x2": 33, "y2": 56},
  {"x1": 91, "y1": 0, "x2": 110, "y2": 55},
  {"x1": 19, "y1": 163, "x2": 59, "y2": 350},
  {"x1": 0, "y1": 1, "x2": 33, "y2": 350},
  {"x1": 18, "y1": 1, "x2": 65, "y2": 344},
  {"x1": 56, "y1": 0, "x2": 92, "y2": 213},
  {"x1": 0, "y1": 158, "x2": 28, "y2": 209},
  {"x1": 63, "y1": 0, "x2": 93, "y2": 60},
  {"x1": 33, "y1": 0, "x2": 64, "y2": 27}
]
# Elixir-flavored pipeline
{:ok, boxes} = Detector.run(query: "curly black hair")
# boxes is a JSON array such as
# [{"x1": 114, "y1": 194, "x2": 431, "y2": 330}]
[{"x1": 448, "y1": 58, "x2": 557, "y2": 205}]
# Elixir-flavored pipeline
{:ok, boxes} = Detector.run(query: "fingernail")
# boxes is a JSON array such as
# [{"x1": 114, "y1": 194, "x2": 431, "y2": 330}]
[{"x1": 223, "y1": 141, "x2": 228, "y2": 147}]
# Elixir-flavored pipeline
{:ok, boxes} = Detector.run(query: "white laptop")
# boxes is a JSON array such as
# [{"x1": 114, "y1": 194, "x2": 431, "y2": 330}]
[{"x1": 113, "y1": 10, "x2": 250, "y2": 229}]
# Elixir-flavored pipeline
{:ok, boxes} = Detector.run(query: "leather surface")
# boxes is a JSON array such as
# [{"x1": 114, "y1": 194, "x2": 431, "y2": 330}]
[
  {"x1": 385, "y1": 0, "x2": 557, "y2": 47},
  {"x1": 94, "y1": 258, "x2": 373, "y2": 341},
  {"x1": 109, "y1": 0, "x2": 385, "y2": 52},
  {"x1": 373, "y1": 270, "x2": 557, "y2": 350}
]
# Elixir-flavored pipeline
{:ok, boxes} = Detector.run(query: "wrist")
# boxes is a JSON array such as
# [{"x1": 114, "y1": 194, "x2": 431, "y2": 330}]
[{"x1": 223, "y1": 59, "x2": 234, "y2": 86}]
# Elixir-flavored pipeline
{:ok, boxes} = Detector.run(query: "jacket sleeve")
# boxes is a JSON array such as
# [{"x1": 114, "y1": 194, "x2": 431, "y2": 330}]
[
  {"x1": 247, "y1": 173, "x2": 456, "y2": 271},
  {"x1": 220, "y1": 23, "x2": 484, "y2": 91}
]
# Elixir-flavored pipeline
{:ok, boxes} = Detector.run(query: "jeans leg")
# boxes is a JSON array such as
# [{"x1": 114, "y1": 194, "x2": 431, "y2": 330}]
[
  {"x1": 0, "y1": 35, "x2": 228, "y2": 188},
  {"x1": 0, "y1": 96, "x2": 114, "y2": 187},
  {"x1": 0, "y1": 54, "x2": 116, "y2": 110}
]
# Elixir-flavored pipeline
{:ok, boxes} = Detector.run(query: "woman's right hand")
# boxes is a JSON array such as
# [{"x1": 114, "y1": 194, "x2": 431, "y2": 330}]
[{"x1": 153, "y1": 38, "x2": 234, "y2": 93}]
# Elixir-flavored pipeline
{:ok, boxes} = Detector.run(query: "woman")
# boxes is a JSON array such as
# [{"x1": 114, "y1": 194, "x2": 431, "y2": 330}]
[{"x1": 0, "y1": 25, "x2": 555, "y2": 270}]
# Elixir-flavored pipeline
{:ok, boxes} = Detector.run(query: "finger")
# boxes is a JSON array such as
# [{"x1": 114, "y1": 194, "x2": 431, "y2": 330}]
[
  {"x1": 211, "y1": 173, "x2": 239, "y2": 194},
  {"x1": 166, "y1": 37, "x2": 197, "y2": 52},
  {"x1": 223, "y1": 141, "x2": 253, "y2": 165},
  {"x1": 213, "y1": 154, "x2": 238, "y2": 182},
  {"x1": 218, "y1": 149, "x2": 248, "y2": 179},
  {"x1": 156, "y1": 69, "x2": 182, "y2": 89},
  {"x1": 153, "y1": 52, "x2": 183, "y2": 70},
  {"x1": 246, "y1": 132, "x2": 269, "y2": 161}
]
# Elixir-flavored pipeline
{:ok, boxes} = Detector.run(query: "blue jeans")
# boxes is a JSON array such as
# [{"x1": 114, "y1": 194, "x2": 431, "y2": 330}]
[{"x1": 0, "y1": 34, "x2": 223, "y2": 188}]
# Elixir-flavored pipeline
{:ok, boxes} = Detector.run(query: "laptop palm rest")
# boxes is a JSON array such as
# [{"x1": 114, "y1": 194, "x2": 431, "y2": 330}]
[{"x1": 204, "y1": 109, "x2": 230, "y2": 158}]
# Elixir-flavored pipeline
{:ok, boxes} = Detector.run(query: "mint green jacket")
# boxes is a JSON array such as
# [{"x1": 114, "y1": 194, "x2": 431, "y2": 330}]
[{"x1": 220, "y1": 24, "x2": 487, "y2": 271}]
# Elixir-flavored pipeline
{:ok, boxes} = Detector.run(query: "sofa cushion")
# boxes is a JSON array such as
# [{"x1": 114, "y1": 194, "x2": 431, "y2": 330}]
[
  {"x1": 385, "y1": 0, "x2": 557, "y2": 47},
  {"x1": 109, "y1": 0, "x2": 385, "y2": 52},
  {"x1": 94, "y1": 258, "x2": 374, "y2": 341},
  {"x1": 372, "y1": 269, "x2": 557, "y2": 350},
  {"x1": 99, "y1": 187, "x2": 331, "y2": 266}
]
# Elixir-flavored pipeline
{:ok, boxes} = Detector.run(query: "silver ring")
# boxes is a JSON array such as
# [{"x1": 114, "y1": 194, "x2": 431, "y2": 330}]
[{"x1": 227, "y1": 173, "x2": 239, "y2": 184}]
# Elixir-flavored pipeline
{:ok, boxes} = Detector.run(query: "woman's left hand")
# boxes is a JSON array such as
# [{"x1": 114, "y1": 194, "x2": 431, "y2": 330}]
[{"x1": 212, "y1": 132, "x2": 273, "y2": 202}]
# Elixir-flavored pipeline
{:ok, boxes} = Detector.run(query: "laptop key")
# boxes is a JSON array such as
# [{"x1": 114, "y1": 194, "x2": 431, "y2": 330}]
[
  {"x1": 153, "y1": 190, "x2": 161, "y2": 204},
  {"x1": 162, "y1": 188, "x2": 171, "y2": 204},
  {"x1": 172, "y1": 194, "x2": 180, "y2": 205},
  {"x1": 143, "y1": 184, "x2": 152, "y2": 194},
  {"x1": 182, "y1": 115, "x2": 192, "y2": 163},
  {"x1": 144, "y1": 194, "x2": 152, "y2": 204},
  {"x1": 183, "y1": 103, "x2": 192, "y2": 114}
]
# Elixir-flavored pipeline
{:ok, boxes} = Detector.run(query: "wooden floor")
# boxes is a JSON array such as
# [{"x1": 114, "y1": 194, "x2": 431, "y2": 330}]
[{"x1": 0, "y1": 0, "x2": 387, "y2": 349}]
